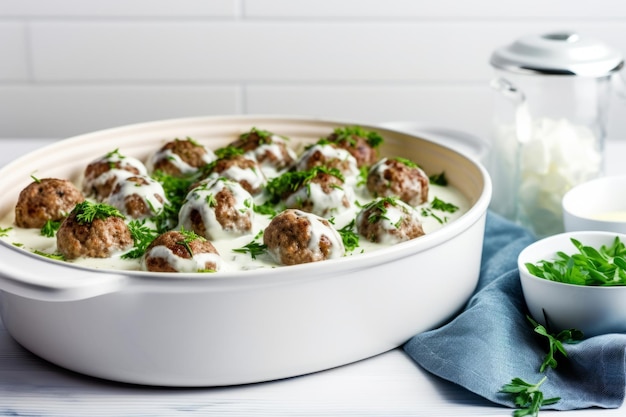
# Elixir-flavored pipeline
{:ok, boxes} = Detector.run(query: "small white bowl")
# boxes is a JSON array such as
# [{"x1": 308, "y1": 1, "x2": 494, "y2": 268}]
[
  {"x1": 562, "y1": 175, "x2": 626, "y2": 233},
  {"x1": 518, "y1": 231, "x2": 626, "y2": 338}
]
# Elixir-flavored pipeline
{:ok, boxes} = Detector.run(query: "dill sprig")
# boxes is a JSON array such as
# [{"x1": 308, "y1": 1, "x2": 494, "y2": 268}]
[
  {"x1": 74, "y1": 201, "x2": 125, "y2": 224},
  {"x1": 122, "y1": 219, "x2": 159, "y2": 259}
]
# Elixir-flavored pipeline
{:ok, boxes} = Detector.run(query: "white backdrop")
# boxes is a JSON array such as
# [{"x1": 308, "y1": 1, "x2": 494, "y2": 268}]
[{"x1": 1, "y1": 0, "x2": 626, "y2": 142}]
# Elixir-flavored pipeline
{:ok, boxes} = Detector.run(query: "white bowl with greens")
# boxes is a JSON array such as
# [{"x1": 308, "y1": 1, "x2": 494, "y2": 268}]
[{"x1": 518, "y1": 231, "x2": 626, "y2": 338}]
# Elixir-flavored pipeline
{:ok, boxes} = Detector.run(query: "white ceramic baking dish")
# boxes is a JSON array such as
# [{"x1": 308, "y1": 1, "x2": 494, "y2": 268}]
[{"x1": 0, "y1": 115, "x2": 491, "y2": 387}]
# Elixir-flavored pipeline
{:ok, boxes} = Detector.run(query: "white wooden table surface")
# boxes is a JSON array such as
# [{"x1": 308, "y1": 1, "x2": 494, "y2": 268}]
[{"x1": 0, "y1": 137, "x2": 625, "y2": 417}]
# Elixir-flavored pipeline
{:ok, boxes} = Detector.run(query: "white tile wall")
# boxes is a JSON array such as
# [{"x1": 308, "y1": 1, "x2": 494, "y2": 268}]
[{"x1": 1, "y1": 0, "x2": 626, "y2": 142}]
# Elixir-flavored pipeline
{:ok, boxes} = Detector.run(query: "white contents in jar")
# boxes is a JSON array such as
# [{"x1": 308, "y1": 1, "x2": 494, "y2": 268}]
[{"x1": 518, "y1": 118, "x2": 601, "y2": 235}]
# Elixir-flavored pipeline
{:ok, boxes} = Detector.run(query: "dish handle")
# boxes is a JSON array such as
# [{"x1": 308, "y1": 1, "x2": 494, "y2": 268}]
[{"x1": 0, "y1": 244, "x2": 128, "y2": 302}]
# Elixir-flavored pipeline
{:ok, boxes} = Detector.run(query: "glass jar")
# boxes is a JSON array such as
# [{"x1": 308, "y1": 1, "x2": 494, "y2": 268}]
[{"x1": 489, "y1": 32, "x2": 624, "y2": 237}]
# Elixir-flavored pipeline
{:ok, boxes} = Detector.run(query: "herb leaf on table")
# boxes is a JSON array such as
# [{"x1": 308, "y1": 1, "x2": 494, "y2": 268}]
[{"x1": 500, "y1": 376, "x2": 560, "y2": 417}]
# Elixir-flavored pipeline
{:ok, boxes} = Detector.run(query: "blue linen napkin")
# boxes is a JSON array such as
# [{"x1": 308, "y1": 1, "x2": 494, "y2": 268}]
[{"x1": 404, "y1": 211, "x2": 626, "y2": 410}]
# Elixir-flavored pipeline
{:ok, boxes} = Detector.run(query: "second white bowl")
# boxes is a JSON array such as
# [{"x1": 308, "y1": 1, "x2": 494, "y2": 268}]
[{"x1": 562, "y1": 175, "x2": 626, "y2": 233}]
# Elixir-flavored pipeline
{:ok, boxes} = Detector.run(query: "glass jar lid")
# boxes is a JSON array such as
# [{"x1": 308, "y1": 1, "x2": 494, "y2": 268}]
[{"x1": 490, "y1": 31, "x2": 624, "y2": 76}]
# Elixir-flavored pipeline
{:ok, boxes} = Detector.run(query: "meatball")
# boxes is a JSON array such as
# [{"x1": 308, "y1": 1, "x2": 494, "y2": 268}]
[
  {"x1": 356, "y1": 197, "x2": 425, "y2": 244},
  {"x1": 15, "y1": 178, "x2": 85, "y2": 229},
  {"x1": 147, "y1": 137, "x2": 216, "y2": 177},
  {"x1": 229, "y1": 127, "x2": 297, "y2": 177},
  {"x1": 106, "y1": 175, "x2": 168, "y2": 220},
  {"x1": 263, "y1": 209, "x2": 345, "y2": 266},
  {"x1": 141, "y1": 230, "x2": 221, "y2": 273},
  {"x1": 56, "y1": 201, "x2": 133, "y2": 259},
  {"x1": 83, "y1": 149, "x2": 148, "y2": 201},
  {"x1": 202, "y1": 153, "x2": 267, "y2": 195},
  {"x1": 178, "y1": 177, "x2": 254, "y2": 240},
  {"x1": 367, "y1": 157, "x2": 429, "y2": 206},
  {"x1": 324, "y1": 125, "x2": 382, "y2": 168},
  {"x1": 282, "y1": 167, "x2": 355, "y2": 218},
  {"x1": 295, "y1": 143, "x2": 360, "y2": 186}
]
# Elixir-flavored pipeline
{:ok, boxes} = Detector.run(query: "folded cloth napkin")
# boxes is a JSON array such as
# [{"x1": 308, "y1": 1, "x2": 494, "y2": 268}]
[{"x1": 404, "y1": 211, "x2": 626, "y2": 410}]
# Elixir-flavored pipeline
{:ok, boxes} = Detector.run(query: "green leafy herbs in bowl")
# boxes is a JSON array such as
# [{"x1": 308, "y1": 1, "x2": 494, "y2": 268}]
[
  {"x1": 518, "y1": 231, "x2": 626, "y2": 338},
  {"x1": 525, "y1": 236, "x2": 626, "y2": 286}
]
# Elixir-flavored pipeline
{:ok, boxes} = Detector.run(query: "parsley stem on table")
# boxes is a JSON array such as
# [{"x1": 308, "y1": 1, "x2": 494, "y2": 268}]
[{"x1": 500, "y1": 376, "x2": 560, "y2": 417}]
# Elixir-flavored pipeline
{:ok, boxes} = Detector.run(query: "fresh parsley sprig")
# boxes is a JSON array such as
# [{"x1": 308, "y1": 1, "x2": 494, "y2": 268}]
[
  {"x1": 40, "y1": 219, "x2": 61, "y2": 238},
  {"x1": 499, "y1": 376, "x2": 560, "y2": 417},
  {"x1": 527, "y1": 315, "x2": 583, "y2": 372}
]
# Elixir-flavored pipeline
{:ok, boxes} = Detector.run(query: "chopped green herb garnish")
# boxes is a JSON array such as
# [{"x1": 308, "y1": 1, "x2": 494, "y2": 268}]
[
  {"x1": 0, "y1": 227, "x2": 12, "y2": 237},
  {"x1": 33, "y1": 250, "x2": 65, "y2": 261},
  {"x1": 214, "y1": 146, "x2": 245, "y2": 160},
  {"x1": 30, "y1": 174, "x2": 41, "y2": 183},
  {"x1": 176, "y1": 228, "x2": 204, "y2": 257},
  {"x1": 254, "y1": 201, "x2": 279, "y2": 217},
  {"x1": 105, "y1": 148, "x2": 124, "y2": 159},
  {"x1": 151, "y1": 170, "x2": 196, "y2": 205},
  {"x1": 431, "y1": 197, "x2": 459, "y2": 213},
  {"x1": 361, "y1": 197, "x2": 400, "y2": 224},
  {"x1": 183, "y1": 136, "x2": 202, "y2": 147},
  {"x1": 233, "y1": 241, "x2": 268, "y2": 260},
  {"x1": 74, "y1": 201, "x2": 125, "y2": 224},
  {"x1": 122, "y1": 219, "x2": 159, "y2": 259},
  {"x1": 429, "y1": 171, "x2": 448, "y2": 186},
  {"x1": 238, "y1": 127, "x2": 274, "y2": 144},
  {"x1": 327, "y1": 125, "x2": 384, "y2": 148},
  {"x1": 420, "y1": 207, "x2": 445, "y2": 224},
  {"x1": 393, "y1": 157, "x2": 418, "y2": 169},
  {"x1": 265, "y1": 166, "x2": 344, "y2": 204},
  {"x1": 337, "y1": 219, "x2": 360, "y2": 252},
  {"x1": 40, "y1": 219, "x2": 61, "y2": 238}
]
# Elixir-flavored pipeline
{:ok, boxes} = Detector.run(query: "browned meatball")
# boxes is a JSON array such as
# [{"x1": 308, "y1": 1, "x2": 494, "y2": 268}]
[
  {"x1": 107, "y1": 175, "x2": 167, "y2": 220},
  {"x1": 178, "y1": 178, "x2": 254, "y2": 240},
  {"x1": 263, "y1": 209, "x2": 345, "y2": 266},
  {"x1": 56, "y1": 201, "x2": 133, "y2": 259},
  {"x1": 295, "y1": 143, "x2": 360, "y2": 186},
  {"x1": 141, "y1": 230, "x2": 221, "y2": 273},
  {"x1": 367, "y1": 157, "x2": 429, "y2": 206},
  {"x1": 202, "y1": 154, "x2": 266, "y2": 195},
  {"x1": 229, "y1": 127, "x2": 296, "y2": 176},
  {"x1": 324, "y1": 126, "x2": 383, "y2": 168},
  {"x1": 15, "y1": 178, "x2": 85, "y2": 229},
  {"x1": 147, "y1": 137, "x2": 216, "y2": 176},
  {"x1": 83, "y1": 149, "x2": 147, "y2": 201},
  {"x1": 356, "y1": 197, "x2": 425, "y2": 244}
]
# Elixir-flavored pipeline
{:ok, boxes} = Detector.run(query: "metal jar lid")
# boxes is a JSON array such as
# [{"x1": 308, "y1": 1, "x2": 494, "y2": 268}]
[{"x1": 490, "y1": 31, "x2": 624, "y2": 76}]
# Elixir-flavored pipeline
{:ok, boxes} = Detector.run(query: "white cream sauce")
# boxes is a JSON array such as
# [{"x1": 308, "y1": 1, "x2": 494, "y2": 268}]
[{"x1": 140, "y1": 245, "x2": 223, "y2": 273}]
